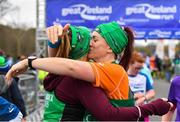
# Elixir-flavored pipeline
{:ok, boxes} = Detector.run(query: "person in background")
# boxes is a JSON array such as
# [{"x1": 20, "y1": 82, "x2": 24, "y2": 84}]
[
  {"x1": 140, "y1": 53, "x2": 154, "y2": 85},
  {"x1": 0, "y1": 96, "x2": 23, "y2": 121},
  {"x1": 0, "y1": 49, "x2": 5, "y2": 56},
  {"x1": 162, "y1": 76, "x2": 180, "y2": 122},
  {"x1": 149, "y1": 55, "x2": 158, "y2": 78},
  {"x1": 140, "y1": 65, "x2": 154, "y2": 85},
  {"x1": 6, "y1": 54, "x2": 14, "y2": 67},
  {"x1": 155, "y1": 54, "x2": 162, "y2": 79},
  {"x1": 0, "y1": 56, "x2": 27, "y2": 121},
  {"x1": 0, "y1": 56, "x2": 11, "y2": 72},
  {"x1": 162, "y1": 55, "x2": 172, "y2": 82},
  {"x1": 128, "y1": 51, "x2": 155, "y2": 121},
  {"x1": 172, "y1": 53, "x2": 180, "y2": 76}
]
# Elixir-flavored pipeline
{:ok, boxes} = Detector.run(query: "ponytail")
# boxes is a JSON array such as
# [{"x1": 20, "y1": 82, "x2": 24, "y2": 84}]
[
  {"x1": 56, "y1": 32, "x2": 71, "y2": 58},
  {"x1": 119, "y1": 27, "x2": 134, "y2": 71}
]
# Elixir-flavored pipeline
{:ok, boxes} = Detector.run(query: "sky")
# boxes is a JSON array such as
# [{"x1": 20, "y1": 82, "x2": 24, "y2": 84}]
[{"x1": 0, "y1": 0, "x2": 36, "y2": 28}]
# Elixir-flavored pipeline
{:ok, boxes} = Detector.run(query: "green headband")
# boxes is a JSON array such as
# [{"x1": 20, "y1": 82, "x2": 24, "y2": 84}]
[
  {"x1": 69, "y1": 25, "x2": 91, "y2": 59},
  {"x1": 95, "y1": 21, "x2": 128, "y2": 54},
  {"x1": 0, "y1": 56, "x2": 6, "y2": 66}
]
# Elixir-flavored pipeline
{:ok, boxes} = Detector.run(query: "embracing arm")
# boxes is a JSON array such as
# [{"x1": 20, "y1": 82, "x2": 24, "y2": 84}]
[
  {"x1": 5, "y1": 58, "x2": 95, "y2": 84},
  {"x1": 76, "y1": 82, "x2": 172, "y2": 121},
  {"x1": 33, "y1": 58, "x2": 94, "y2": 82}
]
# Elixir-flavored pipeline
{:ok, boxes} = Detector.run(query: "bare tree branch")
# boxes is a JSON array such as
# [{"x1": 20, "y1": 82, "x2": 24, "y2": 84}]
[{"x1": 0, "y1": 0, "x2": 18, "y2": 18}]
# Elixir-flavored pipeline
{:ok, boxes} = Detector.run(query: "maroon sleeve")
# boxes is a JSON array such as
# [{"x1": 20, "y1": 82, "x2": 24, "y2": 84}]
[
  {"x1": 76, "y1": 81, "x2": 139, "y2": 121},
  {"x1": 139, "y1": 98, "x2": 171, "y2": 116},
  {"x1": 76, "y1": 81, "x2": 171, "y2": 121}
]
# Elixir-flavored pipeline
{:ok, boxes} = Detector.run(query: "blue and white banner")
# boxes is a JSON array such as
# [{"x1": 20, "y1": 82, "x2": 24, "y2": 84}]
[{"x1": 46, "y1": 0, "x2": 180, "y2": 39}]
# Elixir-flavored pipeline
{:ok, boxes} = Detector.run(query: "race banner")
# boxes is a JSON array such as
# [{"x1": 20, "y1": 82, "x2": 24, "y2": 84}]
[{"x1": 46, "y1": 0, "x2": 180, "y2": 39}]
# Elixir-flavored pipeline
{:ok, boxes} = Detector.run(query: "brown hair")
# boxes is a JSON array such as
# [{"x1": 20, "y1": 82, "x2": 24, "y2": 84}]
[
  {"x1": 55, "y1": 31, "x2": 71, "y2": 58},
  {"x1": 119, "y1": 27, "x2": 134, "y2": 71},
  {"x1": 130, "y1": 51, "x2": 145, "y2": 64}
]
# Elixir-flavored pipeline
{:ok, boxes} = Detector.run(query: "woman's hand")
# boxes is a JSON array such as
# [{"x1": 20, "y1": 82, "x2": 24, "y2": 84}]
[
  {"x1": 134, "y1": 92, "x2": 144, "y2": 100},
  {"x1": 5, "y1": 59, "x2": 28, "y2": 85},
  {"x1": 46, "y1": 23, "x2": 70, "y2": 44},
  {"x1": 136, "y1": 97, "x2": 146, "y2": 105},
  {"x1": 46, "y1": 24, "x2": 63, "y2": 44}
]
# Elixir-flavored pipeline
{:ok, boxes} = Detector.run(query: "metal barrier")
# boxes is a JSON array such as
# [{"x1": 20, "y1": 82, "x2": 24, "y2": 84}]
[
  {"x1": 18, "y1": 70, "x2": 39, "y2": 115},
  {"x1": 26, "y1": 104, "x2": 44, "y2": 121}
]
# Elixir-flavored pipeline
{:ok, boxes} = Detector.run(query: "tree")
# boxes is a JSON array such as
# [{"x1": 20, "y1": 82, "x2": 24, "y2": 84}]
[
  {"x1": 0, "y1": 0, "x2": 18, "y2": 18},
  {"x1": 0, "y1": 24, "x2": 35, "y2": 57}
]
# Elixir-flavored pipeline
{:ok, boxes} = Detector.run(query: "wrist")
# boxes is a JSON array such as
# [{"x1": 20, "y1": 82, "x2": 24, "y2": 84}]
[
  {"x1": 48, "y1": 39, "x2": 61, "y2": 48},
  {"x1": 28, "y1": 56, "x2": 37, "y2": 70},
  {"x1": 24, "y1": 59, "x2": 28, "y2": 67}
]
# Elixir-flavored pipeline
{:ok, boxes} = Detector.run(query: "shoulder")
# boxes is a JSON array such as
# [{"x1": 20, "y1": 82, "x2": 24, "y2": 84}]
[
  {"x1": 139, "y1": 72, "x2": 149, "y2": 80},
  {"x1": 171, "y1": 76, "x2": 180, "y2": 86},
  {"x1": 90, "y1": 62, "x2": 126, "y2": 76},
  {"x1": 94, "y1": 62, "x2": 124, "y2": 72},
  {"x1": 90, "y1": 62, "x2": 122, "y2": 68}
]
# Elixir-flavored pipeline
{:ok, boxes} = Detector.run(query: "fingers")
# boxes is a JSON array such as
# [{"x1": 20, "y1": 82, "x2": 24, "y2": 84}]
[
  {"x1": 5, "y1": 69, "x2": 21, "y2": 86},
  {"x1": 5, "y1": 65, "x2": 18, "y2": 81},
  {"x1": 46, "y1": 27, "x2": 54, "y2": 43},
  {"x1": 63, "y1": 23, "x2": 70, "y2": 33},
  {"x1": 5, "y1": 78, "x2": 13, "y2": 86},
  {"x1": 161, "y1": 98, "x2": 168, "y2": 101},
  {"x1": 168, "y1": 102, "x2": 174, "y2": 109},
  {"x1": 46, "y1": 24, "x2": 63, "y2": 43},
  {"x1": 168, "y1": 102, "x2": 175, "y2": 111},
  {"x1": 46, "y1": 27, "x2": 56, "y2": 44},
  {"x1": 56, "y1": 24, "x2": 63, "y2": 36},
  {"x1": 53, "y1": 26, "x2": 58, "y2": 42},
  {"x1": 134, "y1": 92, "x2": 144, "y2": 99},
  {"x1": 5, "y1": 69, "x2": 13, "y2": 85},
  {"x1": 5, "y1": 60, "x2": 28, "y2": 86},
  {"x1": 5, "y1": 70, "x2": 21, "y2": 86}
]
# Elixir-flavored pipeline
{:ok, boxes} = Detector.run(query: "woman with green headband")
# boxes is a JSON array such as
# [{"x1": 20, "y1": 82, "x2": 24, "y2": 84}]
[
  {"x1": 43, "y1": 24, "x2": 91, "y2": 121},
  {"x1": 5, "y1": 22, "x2": 173, "y2": 121}
]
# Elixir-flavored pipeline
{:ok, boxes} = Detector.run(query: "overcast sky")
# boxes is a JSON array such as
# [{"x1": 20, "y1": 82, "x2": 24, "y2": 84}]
[{"x1": 0, "y1": 0, "x2": 36, "y2": 28}]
